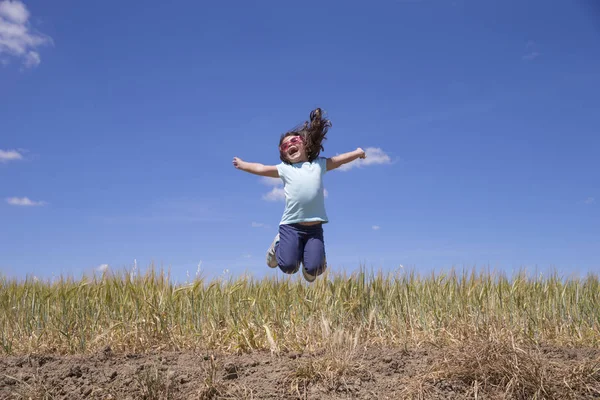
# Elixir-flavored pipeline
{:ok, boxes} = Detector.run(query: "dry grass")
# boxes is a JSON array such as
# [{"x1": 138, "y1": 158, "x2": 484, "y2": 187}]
[
  {"x1": 1, "y1": 265, "x2": 599, "y2": 398},
  {"x1": 288, "y1": 320, "x2": 369, "y2": 396},
  {"x1": 1, "y1": 267, "x2": 599, "y2": 356},
  {"x1": 400, "y1": 333, "x2": 600, "y2": 399},
  {"x1": 134, "y1": 364, "x2": 175, "y2": 400},
  {"x1": 196, "y1": 355, "x2": 227, "y2": 400}
]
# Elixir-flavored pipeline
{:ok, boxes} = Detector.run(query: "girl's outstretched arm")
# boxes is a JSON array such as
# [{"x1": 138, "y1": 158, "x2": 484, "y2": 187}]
[
  {"x1": 326, "y1": 148, "x2": 366, "y2": 171},
  {"x1": 232, "y1": 157, "x2": 279, "y2": 177}
]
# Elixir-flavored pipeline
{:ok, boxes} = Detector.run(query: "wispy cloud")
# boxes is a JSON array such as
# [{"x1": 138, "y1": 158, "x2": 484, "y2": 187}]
[
  {"x1": 0, "y1": 0, "x2": 52, "y2": 68},
  {"x1": 584, "y1": 197, "x2": 595, "y2": 205},
  {"x1": 96, "y1": 264, "x2": 109, "y2": 272},
  {"x1": 0, "y1": 149, "x2": 23, "y2": 163},
  {"x1": 262, "y1": 186, "x2": 285, "y2": 202},
  {"x1": 251, "y1": 221, "x2": 268, "y2": 228},
  {"x1": 6, "y1": 196, "x2": 46, "y2": 206},
  {"x1": 260, "y1": 176, "x2": 285, "y2": 202},
  {"x1": 372, "y1": 225, "x2": 381, "y2": 231},
  {"x1": 338, "y1": 147, "x2": 392, "y2": 171},
  {"x1": 522, "y1": 40, "x2": 541, "y2": 61},
  {"x1": 522, "y1": 52, "x2": 540, "y2": 61}
]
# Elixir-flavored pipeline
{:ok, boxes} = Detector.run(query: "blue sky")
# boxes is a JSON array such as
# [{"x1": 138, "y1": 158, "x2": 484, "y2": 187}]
[{"x1": 1, "y1": 0, "x2": 599, "y2": 282}]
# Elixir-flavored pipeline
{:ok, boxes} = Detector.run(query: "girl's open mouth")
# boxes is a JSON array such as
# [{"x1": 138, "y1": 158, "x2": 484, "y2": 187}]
[{"x1": 288, "y1": 147, "x2": 299, "y2": 156}]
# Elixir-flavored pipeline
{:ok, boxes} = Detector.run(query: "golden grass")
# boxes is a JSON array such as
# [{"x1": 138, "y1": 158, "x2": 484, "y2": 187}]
[{"x1": 1, "y1": 266, "x2": 599, "y2": 355}]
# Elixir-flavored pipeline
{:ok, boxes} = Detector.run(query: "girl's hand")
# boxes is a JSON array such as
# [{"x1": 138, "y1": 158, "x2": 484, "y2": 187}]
[
  {"x1": 232, "y1": 157, "x2": 245, "y2": 169},
  {"x1": 356, "y1": 148, "x2": 366, "y2": 159}
]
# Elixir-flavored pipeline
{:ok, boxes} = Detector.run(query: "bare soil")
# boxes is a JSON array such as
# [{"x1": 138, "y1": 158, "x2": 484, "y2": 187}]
[{"x1": 1, "y1": 344, "x2": 599, "y2": 399}]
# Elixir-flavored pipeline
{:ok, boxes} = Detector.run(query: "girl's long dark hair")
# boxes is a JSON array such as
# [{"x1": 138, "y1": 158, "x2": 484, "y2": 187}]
[{"x1": 279, "y1": 108, "x2": 332, "y2": 164}]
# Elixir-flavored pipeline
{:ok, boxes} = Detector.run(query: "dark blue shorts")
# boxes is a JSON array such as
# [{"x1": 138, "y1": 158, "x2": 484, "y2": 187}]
[{"x1": 276, "y1": 223, "x2": 326, "y2": 276}]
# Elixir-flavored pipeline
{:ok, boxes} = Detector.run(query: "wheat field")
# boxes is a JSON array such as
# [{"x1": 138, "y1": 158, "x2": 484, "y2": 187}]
[
  {"x1": 2, "y1": 266, "x2": 598, "y2": 356},
  {"x1": 2, "y1": 267, "x2": 600, "y2": 398}
]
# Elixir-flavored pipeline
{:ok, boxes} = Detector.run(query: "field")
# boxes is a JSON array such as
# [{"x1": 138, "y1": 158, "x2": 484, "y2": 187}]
[{"x1": 1, "y1": 267, "x2": 599, "y2": 399}]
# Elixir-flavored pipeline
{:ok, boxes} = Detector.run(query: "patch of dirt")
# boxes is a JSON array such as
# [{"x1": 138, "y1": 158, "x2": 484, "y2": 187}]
[{"x1": 1, "y1": 344, "x2": 599, "y2": 399}]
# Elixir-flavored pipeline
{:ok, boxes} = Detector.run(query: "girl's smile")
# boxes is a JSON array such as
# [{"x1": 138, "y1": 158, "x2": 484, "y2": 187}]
[{"x1": 280, "y1": 135, "x2": 307, "y2": 162}]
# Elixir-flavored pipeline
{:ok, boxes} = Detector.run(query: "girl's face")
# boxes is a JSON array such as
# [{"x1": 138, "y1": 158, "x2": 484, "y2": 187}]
[{"x1": 280, "y1": 135, "x2": 307, "y2": 163}]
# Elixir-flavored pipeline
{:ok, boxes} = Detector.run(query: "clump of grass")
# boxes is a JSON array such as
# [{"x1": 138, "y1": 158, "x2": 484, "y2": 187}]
[
  {"x1": 400, "y1": 334, "x2": 600, "y2": 399},
  {"x1": 288, "y1": 321, "x2": 368, "y2": 395},
  {"x1": 196, "y1": 355, "x2": 226, "y2": 400},
  {"x1": 135, "y1": 364, "x2": 175, "y2": 400},
  {"x1": 0, "y1": 266, "x2": 598, "y2": 355}
]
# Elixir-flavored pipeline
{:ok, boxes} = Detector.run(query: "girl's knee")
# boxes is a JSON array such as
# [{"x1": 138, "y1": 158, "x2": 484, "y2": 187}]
[
  {"x1": 303, "y1": 258, "x2": 327, "y2": 276},
  {"x1": 278, "y1": 260, "x2": 301, "y2": 274}
]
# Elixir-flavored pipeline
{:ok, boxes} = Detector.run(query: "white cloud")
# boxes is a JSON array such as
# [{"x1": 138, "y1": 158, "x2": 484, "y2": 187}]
[
  {"x1": 260, "y1": 176, "x2": 286, "y2": 201},
  {"x1": 6, "y1": 196, "x2": 46, "y2": 206},
  {"x1": 242, "y1": 254, "x2": 252, "y2": 259},
  {"x1": 584, "y1": 197, "x2": 595, "y2": 205},
  {"x1": 0, "y1": 149, "x2": 23, "y2": 162},
  {"x1": 372, "y1": 225, "x2": 380, "y2": 230},
  {"x1": 0, "y1": 0, "x2": 52, "y2": 68},
  {"x1": 251, "y1": 221, "x2": 267, "y2": 228},
  {"x1": 24, "y1": 49, "x2": 39, "y2": 66},
  {"x1": 96, "y1": 264, "x2": 109, "y2": 272},
  {"x1": 522, "y1": 40, "x2": 540, "y2": 61},
  {"x1": 263, "y1": 187, "x2": 285, "y2": 202},
  {"x1": 0, "y1": 0, "x2": 27, "y2": 23},
  {"x1": 338, "y1": 147, "x2": 392, "y2": 171},
  {"x1": 324, "y1": 188, "x2": 329, "y2": 198}
]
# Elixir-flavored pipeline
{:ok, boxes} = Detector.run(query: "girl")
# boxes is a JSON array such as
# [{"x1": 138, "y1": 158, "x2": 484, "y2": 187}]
[{"x1": 232, "y1": 108, "x2": 366, "y2": 282}]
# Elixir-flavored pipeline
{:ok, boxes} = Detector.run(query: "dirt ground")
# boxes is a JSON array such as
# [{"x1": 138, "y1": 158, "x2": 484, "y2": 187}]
[{"x1": 1, "y1": 345, "x2": 599, "y2": 399}]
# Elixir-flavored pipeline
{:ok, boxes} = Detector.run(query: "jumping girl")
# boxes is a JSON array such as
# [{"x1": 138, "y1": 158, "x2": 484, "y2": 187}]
[{"x1": 232, "y1": 108, "x2": 366, "y2": 282}]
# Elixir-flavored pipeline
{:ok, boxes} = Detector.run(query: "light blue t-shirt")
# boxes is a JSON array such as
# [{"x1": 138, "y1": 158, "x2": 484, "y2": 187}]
[{"x1": 276, "y1": 157, "x2": 328, "y2": 225}]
